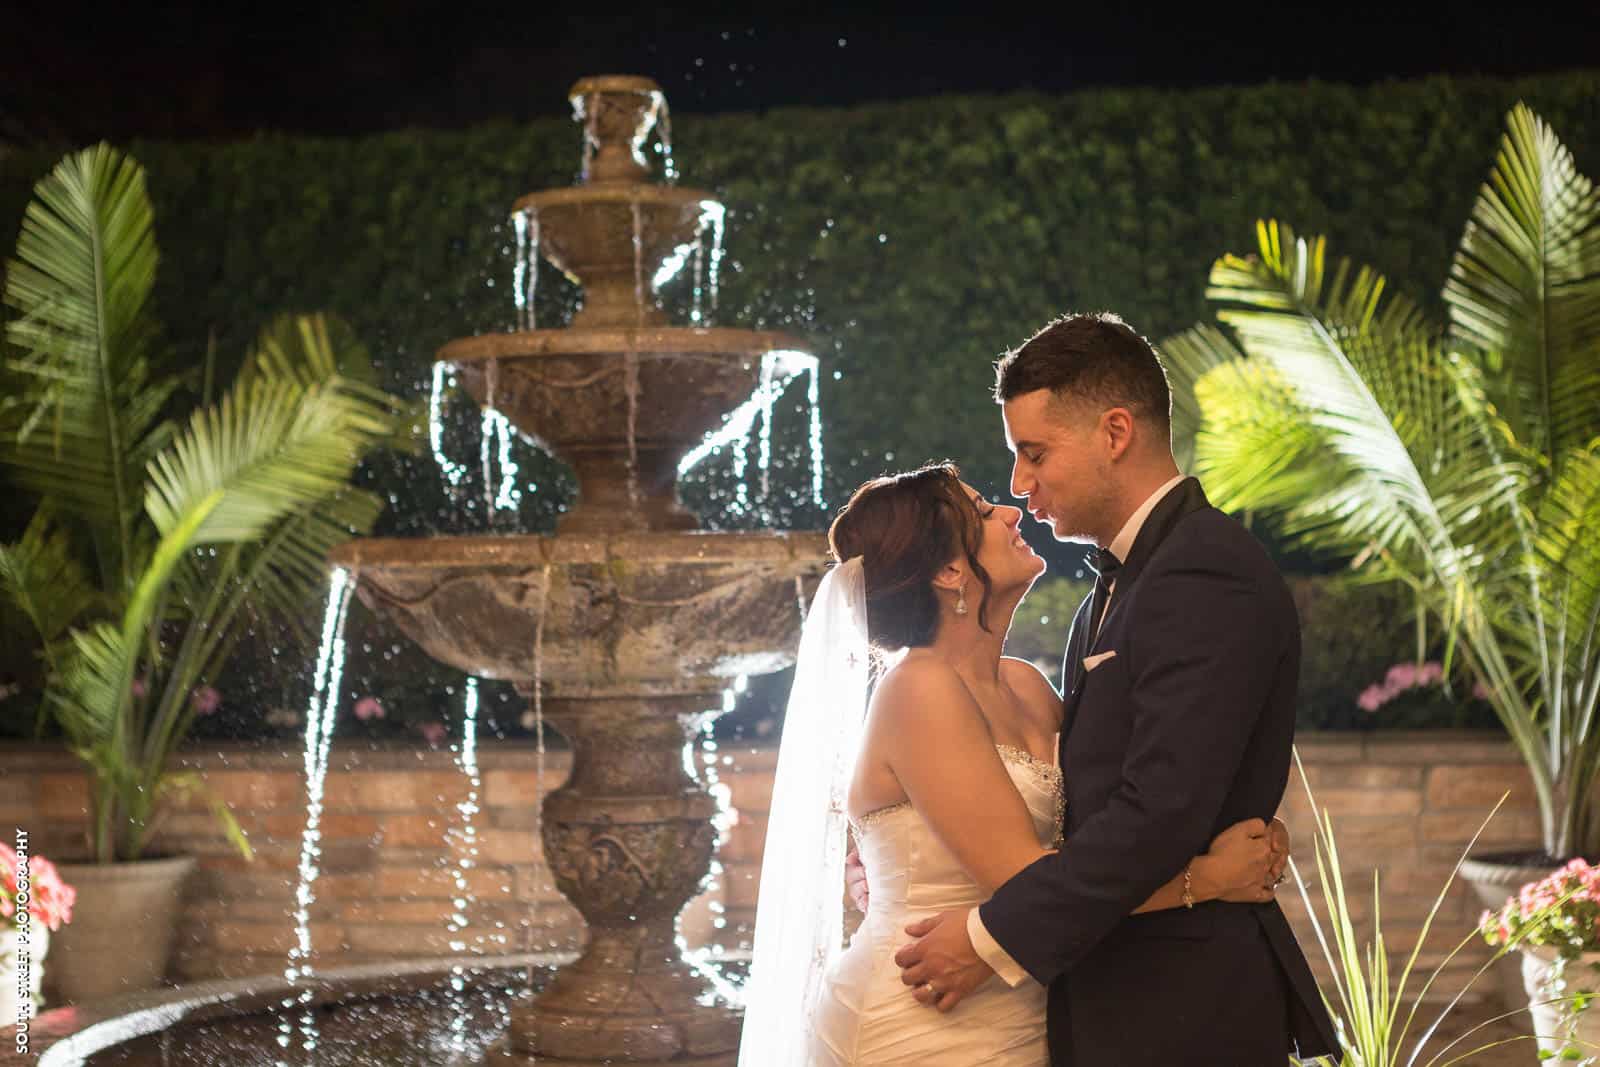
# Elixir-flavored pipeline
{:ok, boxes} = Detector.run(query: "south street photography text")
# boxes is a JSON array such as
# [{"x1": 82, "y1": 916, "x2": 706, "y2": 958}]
[{"x1": 12, "y1": 828, "x2": 33, "y2": 1054}]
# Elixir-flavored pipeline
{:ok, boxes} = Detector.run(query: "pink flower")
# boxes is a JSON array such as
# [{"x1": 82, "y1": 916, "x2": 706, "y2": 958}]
[
  {"x1": 1357, "y1": 684, "x2": 1386, "y2": 713},
  {"x1": 1417, "y1": 661, "x2": 1444, "y2": 686},
  {"x1": 27, "y1": 857, "x2": 75, "y2": 931},
  {"x1": 190, "y1": 686, "x2": 222, "y2": 715},
  {"x1": 1472, "y1": 680, "x2": 1493, "y2": 702},
  {"x1": 1385, "y1": 662, "x2": 1420, "y2": 692},
  {"x1": 131, "y1": 676, "x2": 147, "y2": 699},
  {"x1": 419, "y1": 721, "x2": 447, "y2": 746},
  {"x1": 1, "y1": 845, "x2": 76, "y2": 932},
  {"x1": 353, "y1": 696, "x2": 385, "y2": 721}
]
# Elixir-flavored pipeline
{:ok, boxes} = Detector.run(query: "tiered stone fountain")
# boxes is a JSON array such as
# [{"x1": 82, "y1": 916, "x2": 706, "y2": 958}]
[{"x1": 327, "y1": 76, "x2": 826, "y2": 1065}]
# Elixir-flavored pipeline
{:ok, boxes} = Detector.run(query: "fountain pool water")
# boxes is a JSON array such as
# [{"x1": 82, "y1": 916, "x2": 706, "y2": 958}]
[{"x1": 18, "y1": 74, "x2": 829, "y2": 1067}]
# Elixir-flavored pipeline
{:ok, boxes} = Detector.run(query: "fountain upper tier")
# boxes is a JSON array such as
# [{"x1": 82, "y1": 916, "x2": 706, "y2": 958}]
[
  {"x1": 515, "y1": 185, "x2": 719, "y2": 329},
  {"x1": 326, "y1": 531, "x2": 825, "y2": 695}
]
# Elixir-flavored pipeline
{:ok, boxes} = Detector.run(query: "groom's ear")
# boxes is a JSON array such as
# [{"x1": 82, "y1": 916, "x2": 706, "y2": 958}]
[{"x1": 1098, "y1": 406, "x2": 1137, "y2": 460}]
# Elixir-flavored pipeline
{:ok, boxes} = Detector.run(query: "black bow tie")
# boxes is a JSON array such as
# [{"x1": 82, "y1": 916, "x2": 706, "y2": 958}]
[{"x1": 1087, "y1": 547, "x2": 1122, "y2": 579}]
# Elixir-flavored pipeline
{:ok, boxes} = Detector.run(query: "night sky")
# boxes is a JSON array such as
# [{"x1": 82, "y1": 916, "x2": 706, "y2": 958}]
[{"x1": 6, "y1": 2, "x2": 1600, "y2": 144}]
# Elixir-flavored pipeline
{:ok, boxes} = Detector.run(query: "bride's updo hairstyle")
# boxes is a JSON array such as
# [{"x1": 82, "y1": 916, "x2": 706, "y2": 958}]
[{"x1": 826, "y1": 461, "x2": 994, "y2": 652}]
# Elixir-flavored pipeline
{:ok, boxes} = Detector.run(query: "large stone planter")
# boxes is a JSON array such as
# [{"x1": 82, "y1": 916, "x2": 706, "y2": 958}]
[
  {"x1": 1460, "y1": 852, "x2": 1563, "y2": 1015},
  {"x1": 1521, "y1": 946, "x2": 1600, "y2": 1058},
  {"x1": 45, "y1": 855, "x2": 194, "y2": 1003},
  {"x1": 0, "y1": 924, "x2": 48, "y2": 1027}
]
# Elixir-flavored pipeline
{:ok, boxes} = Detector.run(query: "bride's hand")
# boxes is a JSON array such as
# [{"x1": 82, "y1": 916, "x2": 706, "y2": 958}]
[
  {"x1": 1196, "y1": 817, "x2": 1275, "y2": 904},
  {"x1": 845, "y1": 847, "x2": 870, "y2": 913}
]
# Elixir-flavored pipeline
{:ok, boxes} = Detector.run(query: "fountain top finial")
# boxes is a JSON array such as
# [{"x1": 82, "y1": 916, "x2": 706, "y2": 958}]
[
  {"x1": 568, "y1": 74, "x2": 663, "y2": 99},
  {"x1": 569, "y1": 75, "x2": 669, "y2": 185}
]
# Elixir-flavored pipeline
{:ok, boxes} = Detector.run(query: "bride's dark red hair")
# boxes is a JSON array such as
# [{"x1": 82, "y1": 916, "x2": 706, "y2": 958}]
[{"x1": 826, "y1": 461, "x2": 994, "y2": 652}]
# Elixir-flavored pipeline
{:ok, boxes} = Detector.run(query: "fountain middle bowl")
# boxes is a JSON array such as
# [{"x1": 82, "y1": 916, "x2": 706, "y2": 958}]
[
  {"x1": 327, "y1": 530, "x2": 828, "y2": 693},
  {"x1": 441, "y1": 327, "x2": 810, "y2": 453}
]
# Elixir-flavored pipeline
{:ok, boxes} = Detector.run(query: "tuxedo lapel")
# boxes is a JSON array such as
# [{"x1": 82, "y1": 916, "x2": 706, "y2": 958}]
[
  {"x1": 1060, "y1": 478, "x2": 1211, "y2": 744},
  {"x1": 1087, "y1": 477, "x2": 1210, "y2": 652},
  {"x1": 1059, "y1": 592, "x2": 1096, "y2": 737}
]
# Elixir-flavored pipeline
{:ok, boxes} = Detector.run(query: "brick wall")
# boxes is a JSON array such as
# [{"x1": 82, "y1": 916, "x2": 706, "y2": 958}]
[{"x1": 0, "y1": 731, "x2": 1539, "y2": 1002}]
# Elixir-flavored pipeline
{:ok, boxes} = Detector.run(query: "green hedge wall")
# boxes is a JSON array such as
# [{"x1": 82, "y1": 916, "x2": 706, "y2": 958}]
[{"x1": 4, "y1": 71, "x2": 1599, "y2": 537}]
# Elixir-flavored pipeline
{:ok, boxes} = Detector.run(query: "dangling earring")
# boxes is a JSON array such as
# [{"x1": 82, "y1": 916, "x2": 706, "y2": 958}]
[{"x1": 955, "y1": 580, "x2": 969, "y2": 616}]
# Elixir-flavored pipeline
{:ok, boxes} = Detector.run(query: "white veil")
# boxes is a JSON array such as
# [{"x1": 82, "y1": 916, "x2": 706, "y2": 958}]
[{"x1": 737, "y1": 555, "x2": 871, "y2": 1066}]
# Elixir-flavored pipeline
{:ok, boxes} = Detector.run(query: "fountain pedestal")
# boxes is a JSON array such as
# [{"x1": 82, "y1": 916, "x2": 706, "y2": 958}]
[{"x1": 491, "y1": 695, "x2": 737, "y2": 1063}]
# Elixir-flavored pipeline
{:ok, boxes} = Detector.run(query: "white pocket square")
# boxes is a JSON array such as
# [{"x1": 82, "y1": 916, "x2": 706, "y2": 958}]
[{"x1": 1083, "y1": 650, "x2": 1118, "y2": 671}]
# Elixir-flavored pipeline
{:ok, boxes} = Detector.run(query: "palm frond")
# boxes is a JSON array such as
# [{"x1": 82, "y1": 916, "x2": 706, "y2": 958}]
[
  {"x1": 49, "y1": 621, "x2": 132, "y2": 754},
  {"x1": 233, "y1": 488, "x2": 384, "y2": 642},
  {"x1": 1158, "y1": 324, "x2": 1248, "y2": 474},
  {"x1": 143, "y1": 373, "x2": 395, "y2": 546},
  {"x1": 1188, "y1": 357, "x2": 1346, "y2": 516},
  {"x1": 241, "y1": 312, "x2": 424, "y2": 453},
  {"x1": 0, "y1": 509, "x2": 99, "y2": 650},
  {"x1": 1205, "y1": 222, "x2": 1522, "y2": 594},
  {"x1": 0, "y1": 144, "x2": 177, "y2": 590},
  {"x1": 1526, "y1": 444, "x2": 1600, "y2": 788},
  {"x1": 1443, "y1": 103, "x2": 1600, "y2": 462},
  {"x1": 242, "y1": 312, "x2": 380, "y2": 390}
]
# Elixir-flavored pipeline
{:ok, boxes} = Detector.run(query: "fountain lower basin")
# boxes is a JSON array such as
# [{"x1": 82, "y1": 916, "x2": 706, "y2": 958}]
[
  {"x1": 326, "y1": 531, "x2": 826, "y2": 693},
  {"x1": 11, "y1": 952, "x2": 747, "y2": 1066}
]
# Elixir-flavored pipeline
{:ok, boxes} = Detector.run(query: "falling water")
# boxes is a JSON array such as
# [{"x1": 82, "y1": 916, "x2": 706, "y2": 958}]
[
  {"x1": 807, "y1": 359, "x2": 824, "y2": 508},
  {"x1": 512, "y1": 212, "x2": 529, "y2": 333},
  {"x1": 677, "y1": 349, "x2": 825, "y2": 513},
  {"x1": 511, "y1": 210, "x2": 543, "y2": 333},
  {"x1": 430, "y1": 364, "x2": 470, "y2": 492},
  {"x1": 654, "y1": 90, "x2": 677, "y2": 184},
  {"x1": 704, "y1": 202, "x2": 726, "y2": 321},
  {"x1": 513, "y1": 565, "x2": 554, "y2": 956},
  {"x1": 678, "y1": 201, "x2": 727, "y2": 326},
  {"x1": 443, "y1": 677, "x2": 486, "y2": 1056},
  {"x1": 630, "y1": 199, "x2": 647, "y2": 323},
  {"x1": 278, "y1": 568, "x2": 356, "y2": 1061},
  {"x1": 677, "y1": 693, "x2": 743, "y2": 1005},
  {"x1": 690, "y1": 212, "x2": 708, "y2": 326},
  {"x1": 525, "y1": 209, "x2": 541, "y2": 331},
  {"x1": 493, "y1": 415, "x2": 521, "y2": 512},
  {"x1": 480, "y1": 360, "x2": 499, "y2": 523},
  {"x1": 730, "y1": 419, "x2": 752, "y2": 514},
  {"x1": 652, "y1": 201, "x2": 723, "y2": 326},
  {"x1": 519, "y1": 565, "x2": 552, "y2": 848},
  {"x1": 757, "y1": 356, "x2": 778, "y2": 500},
  {"x1": 448, "y1": 677, "x2": 484, "y2": 951},
  {"x1": 577, "y1": 96, "x2": 597, "y2": 184}
]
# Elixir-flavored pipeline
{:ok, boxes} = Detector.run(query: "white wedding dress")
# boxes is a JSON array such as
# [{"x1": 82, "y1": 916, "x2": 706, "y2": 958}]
[{"x1": 807, "y1": 743, "x2": 1063, "y2": 1065}]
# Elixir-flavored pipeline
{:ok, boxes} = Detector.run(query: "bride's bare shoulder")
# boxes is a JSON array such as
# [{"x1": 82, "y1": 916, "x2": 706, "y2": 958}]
[{"x1": 870, "y1": 652, "x2": 977, "y2": 725}]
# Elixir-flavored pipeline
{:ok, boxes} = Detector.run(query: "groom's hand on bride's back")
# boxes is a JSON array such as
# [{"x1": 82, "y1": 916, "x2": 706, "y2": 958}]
[{"x1": 894, "y1": 909, "x2": 994, "y2": 1013}]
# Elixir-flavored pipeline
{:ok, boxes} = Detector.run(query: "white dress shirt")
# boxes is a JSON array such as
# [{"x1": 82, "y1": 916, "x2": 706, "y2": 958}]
[{"x1": 966, "y1": 473, "x2": 1186, "y2": 987}]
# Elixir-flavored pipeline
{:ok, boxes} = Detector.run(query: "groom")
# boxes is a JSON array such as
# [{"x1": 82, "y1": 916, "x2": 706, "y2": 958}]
[{"x1": 892, "y1": 313, "x2": 1338, "y2": 1064}]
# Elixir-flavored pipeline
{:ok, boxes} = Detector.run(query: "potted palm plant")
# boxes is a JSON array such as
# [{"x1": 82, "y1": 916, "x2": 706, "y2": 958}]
[
  {"x1": 1162, "y1": 103, "x2": 1600, "y2": 1021},
  {"x1": 0, "y1": 145, "x2": 410, "y2": 1001}
]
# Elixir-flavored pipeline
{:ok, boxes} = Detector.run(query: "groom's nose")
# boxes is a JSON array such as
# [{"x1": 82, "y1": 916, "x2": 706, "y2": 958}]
[{"x1": 1010, "y1": 460, "x2": 1032, "y2": 500}]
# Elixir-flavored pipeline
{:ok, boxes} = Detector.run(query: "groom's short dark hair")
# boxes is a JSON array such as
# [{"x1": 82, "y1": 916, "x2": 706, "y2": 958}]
[{"x1": 993, "y1": 311, "x2": 1171, "y2": 429}]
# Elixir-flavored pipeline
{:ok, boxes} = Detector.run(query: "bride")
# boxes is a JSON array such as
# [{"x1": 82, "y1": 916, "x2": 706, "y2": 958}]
[{"x1": 736, "y1": 462, "x2": 1283, "y2": 1066}]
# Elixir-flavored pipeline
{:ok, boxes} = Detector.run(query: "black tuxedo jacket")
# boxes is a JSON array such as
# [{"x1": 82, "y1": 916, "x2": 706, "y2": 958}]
[{"x1": 978, "y1": 478, "x2": 1338, "y2": 1065}]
